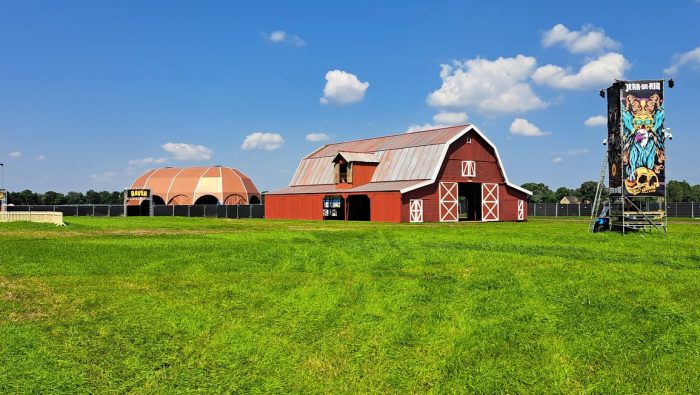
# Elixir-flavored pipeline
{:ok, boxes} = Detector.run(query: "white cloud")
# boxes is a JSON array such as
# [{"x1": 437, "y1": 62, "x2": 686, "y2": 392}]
[
  {"x1": 532, "y1": 52, "x2": 630, "y2": 90},
  {"x1": 9, "y1": 151, "x2": 21, "y2": 158},
  {"x1": 664, "y1": 46, "x2": 700, "y2": 75},
  {"x1": 36, "y1": 154, "x2": 45, "y2": 160},
  {"x1": 552, "y1": 157, "x2": 563, "y2": 164},
  {"x1": 433, "y1": 112, "x2": 468, "y2": 125},
  {"x1": 427, "y1": 55, "x2": 547, "y2": 115},
  {"x1": 406, "y1": 123, "x2": 449, "y2": 133},
  {"x1": 305, "y1": 133, "x2": 331, "y2": 143},
  {"x1": 161, "y1": 143, "x2": 213, "y2": 161},
  {"x1": 542, "y1": 24, "x2": 619, "y2": 54},
  {"x1": 320, "y1": 70, "x2": 369, "y2": 106},
  {"x1": 584, "y1": 115, "x2": 607, "y2": 127},
  {"x1": 90, "y1": 171, "x2": 116, "y2": 182},
  {"x1": 567, "y1": 148, "x2": 590, "y2": 155},
  {"x1": 266, "y1": 30, "x2": 305, "y2": 47},
  {"x1": 241, "y1": 132, "x2": 285, "y2": 150},
  {"x1": 509, "y1": 118, "x2": 550, "y2": 137},
  {"x1": 128, "y1": 157, "x2": 168, "y2": 167}
]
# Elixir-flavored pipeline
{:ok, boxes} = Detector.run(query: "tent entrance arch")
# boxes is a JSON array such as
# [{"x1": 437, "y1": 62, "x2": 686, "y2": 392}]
[{"x1": 194, "y1": 195, "x2": 219, "y2": 205}]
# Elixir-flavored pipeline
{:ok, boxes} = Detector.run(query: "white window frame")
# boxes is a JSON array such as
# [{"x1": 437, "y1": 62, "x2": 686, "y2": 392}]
[{"x1": 461, "y1": 160, "x2": 476, "y2": 177}]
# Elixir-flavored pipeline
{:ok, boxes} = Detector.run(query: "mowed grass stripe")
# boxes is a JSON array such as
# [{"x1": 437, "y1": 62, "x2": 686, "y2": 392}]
[{"x1": 1, "y1": 217, "x2": 699, "y2": 392}]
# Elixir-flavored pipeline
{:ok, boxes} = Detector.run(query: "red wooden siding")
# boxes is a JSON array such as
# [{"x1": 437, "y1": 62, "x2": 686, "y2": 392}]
[
  {"x1": 352, "y1": 163, "x2": 378, "y2": 187},
  {"x1": 369, "y1": 192, "x2": 401, "y2": 222},
  {"x1": 265, "y1": 191, "x2": 401, "y2": 222},
  {"x1": 498, "y1": 185, "x2": 529, "y2": 221},
  {"x1": 265, "y1": 194, "x2": 324, "y2": 220}
]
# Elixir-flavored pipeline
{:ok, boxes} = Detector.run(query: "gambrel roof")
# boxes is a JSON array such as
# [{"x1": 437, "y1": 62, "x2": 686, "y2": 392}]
[{"x1": 268, "y1": 125, "x2": 531, "y2": 196}]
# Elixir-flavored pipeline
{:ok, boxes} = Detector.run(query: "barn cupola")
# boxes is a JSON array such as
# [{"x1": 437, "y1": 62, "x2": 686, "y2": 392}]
[{"x1": 332, "y1": 151, "x2": 380, "y2": 188}]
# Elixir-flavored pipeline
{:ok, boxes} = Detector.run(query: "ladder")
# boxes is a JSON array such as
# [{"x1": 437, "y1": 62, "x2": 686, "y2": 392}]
[{"x1": 589, "y1": 152, "x2": 608, "y2": 232}]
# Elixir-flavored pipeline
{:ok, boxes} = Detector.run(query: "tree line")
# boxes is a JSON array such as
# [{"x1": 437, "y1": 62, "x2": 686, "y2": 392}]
[
  {"x1": 6, "y1": 190, "x2": 123, "y2": 205},
  {"x1": 522, "y1": 180, "x2": 700, "y2": 203},
  {"x1": 5, "y1": 181, "x2": 700, "y2": 206}
]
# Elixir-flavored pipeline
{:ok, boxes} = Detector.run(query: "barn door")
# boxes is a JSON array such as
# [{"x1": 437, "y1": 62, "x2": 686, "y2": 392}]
[
  {"x1": 439, "y1": 182, "x2": 458, "y2": 222},
  {"x1": 481, "y1": 183, "x2": 499, "y2": 222},
  {"x1": 517, "y1": 200, "x2": 524, "y2": 221},
  {"x1": 410, "y1": 199, "x2": 423, "y2": 223}
]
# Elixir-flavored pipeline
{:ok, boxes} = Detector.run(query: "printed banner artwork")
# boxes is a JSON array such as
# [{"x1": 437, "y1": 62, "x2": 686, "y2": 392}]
[
  {"x1": 608, "y1": 80, "x2": 666, "y2": 197},
  {"x1": 621, "y1": 81, "x2": 666, "y2": 196}
]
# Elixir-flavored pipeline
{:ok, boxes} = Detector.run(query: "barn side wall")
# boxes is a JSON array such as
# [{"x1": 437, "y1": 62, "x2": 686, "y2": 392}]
[
  {"x1": 499, "y1": 185, "x2": 529, "y2": 221},
  {"x1": 265, "y1": 192, "x2": 402, "y2": 222}
]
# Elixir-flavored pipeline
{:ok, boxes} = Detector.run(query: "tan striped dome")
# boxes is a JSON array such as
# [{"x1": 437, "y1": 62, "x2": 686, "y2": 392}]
[{"x1": 130, "y1": 166, "x2": 260, "y2": 205}]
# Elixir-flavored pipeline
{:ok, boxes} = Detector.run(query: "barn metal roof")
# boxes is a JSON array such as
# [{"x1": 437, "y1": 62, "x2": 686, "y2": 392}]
[
  {"x1": 278, "y1": 124, "x2": 531, "y2": 196},
  {"x1": 291, "y1": 126, "x2": 466, "y2": 187},
  {"x1": 334, "y1": 151, "x2": 380, "y2": 163},
  {"x1": 265, "y1": 180, "x2": 424, "y2": 195}
]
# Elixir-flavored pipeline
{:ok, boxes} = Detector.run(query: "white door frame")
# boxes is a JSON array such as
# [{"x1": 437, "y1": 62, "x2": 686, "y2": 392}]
[
  {"x1": 439, "y1": 182, "x2": 458, "y2": 222},
  {"x1": 482, "y1": 183, "x2": 499, "y2": 222},
  {"x1": 410, "y1": 199, "x2": 423, "y2": 223},
  {"x1": 517, "y1": 200, "x2": 524, "y2": 221}
]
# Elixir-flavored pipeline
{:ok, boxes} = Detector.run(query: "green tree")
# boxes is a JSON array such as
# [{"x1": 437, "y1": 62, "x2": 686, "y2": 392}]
[
  {"x1": 521, "y1": 183, "x2": 556, "y2": 203},
  {"x1": 667, "y1": 180, "x2": 692, "y2": 202},
  {"x1": 554, "y1": 187, "x2": 573, "y2": 202},
  {"x1": 575, "y1": 181, "x2": 601, "y2": 204},
  {"x1": 691, "y1": 184, "x2": 700, "y2": 202},
  {"x1": 17, "y1": 189, "x2": 40, "y2": 205},
  {"x1": 109, "y1": 191, "x2": 123, "y2": 204},
  {"x1": 85, "y1": 189, "x2": 101, "y2": 204},
  {"x1": 42, "y1": 191, "x2": 66, "y2": 205},
  {"x1": 65, "y1": 191, "x2": 85, "y2": 204}
]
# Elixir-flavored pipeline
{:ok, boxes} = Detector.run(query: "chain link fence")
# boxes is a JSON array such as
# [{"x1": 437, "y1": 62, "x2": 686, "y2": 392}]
[
  {"x1": 528, "y1": 202, "x2": 700, "y2": 218},
  {"x1": 5, "y1": 204, "x2": 265, "y2": 219}
]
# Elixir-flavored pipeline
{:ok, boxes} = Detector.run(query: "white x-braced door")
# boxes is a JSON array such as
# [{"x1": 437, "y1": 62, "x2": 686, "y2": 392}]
[
  {"x1": 517, "y1": 200, "x2": 524, "y2": 221},
  {"x1": 410, "y1": 199, "x2": 423, "y2": 223},
  {"x1": 439, "y1": 182, "x2": 458, "y2": 222},
  {"x1": 482, "y1": 183, "x2": 499, "y2": 222}
]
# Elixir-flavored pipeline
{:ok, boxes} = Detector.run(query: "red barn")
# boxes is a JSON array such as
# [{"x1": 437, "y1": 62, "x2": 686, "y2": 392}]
[{"x1": 265, "y1": 125, "x2": 531, "y2": 222}]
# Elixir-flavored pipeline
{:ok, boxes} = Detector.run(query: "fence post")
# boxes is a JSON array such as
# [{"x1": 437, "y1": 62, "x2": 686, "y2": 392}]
[{"x1": 555, "y1": 204, "x2": 558, "y2": 217}]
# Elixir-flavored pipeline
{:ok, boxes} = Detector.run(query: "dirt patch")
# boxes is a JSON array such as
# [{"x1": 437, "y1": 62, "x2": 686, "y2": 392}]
[{"x1": 0, "y1": 277, "x2": 72, "y2": 323}]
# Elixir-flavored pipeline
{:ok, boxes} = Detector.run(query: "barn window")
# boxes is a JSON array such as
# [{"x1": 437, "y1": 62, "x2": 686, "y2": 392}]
[
  {"x1": 334, "y1": 162, "x2": 352, "y2": 184},
  {"x1": 466, "y1": 137, "x2": 472, "y2": 144},
  {"x1": 461, "y1": 160, "x2": 476, "y2": 177},
  {"x1": 323, "y1": 195, "x2": 345, "y2": 220}
]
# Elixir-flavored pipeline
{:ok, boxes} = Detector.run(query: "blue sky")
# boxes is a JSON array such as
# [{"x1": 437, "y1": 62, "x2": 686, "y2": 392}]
[{"x1": 1, "y1": 0, "x2": 699, "y2": 193}]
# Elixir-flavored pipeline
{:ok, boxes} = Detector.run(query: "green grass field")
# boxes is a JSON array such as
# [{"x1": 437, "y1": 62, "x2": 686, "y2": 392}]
[{"x1": 1, "y1": 217, "x2": 699, "y2": 393}]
